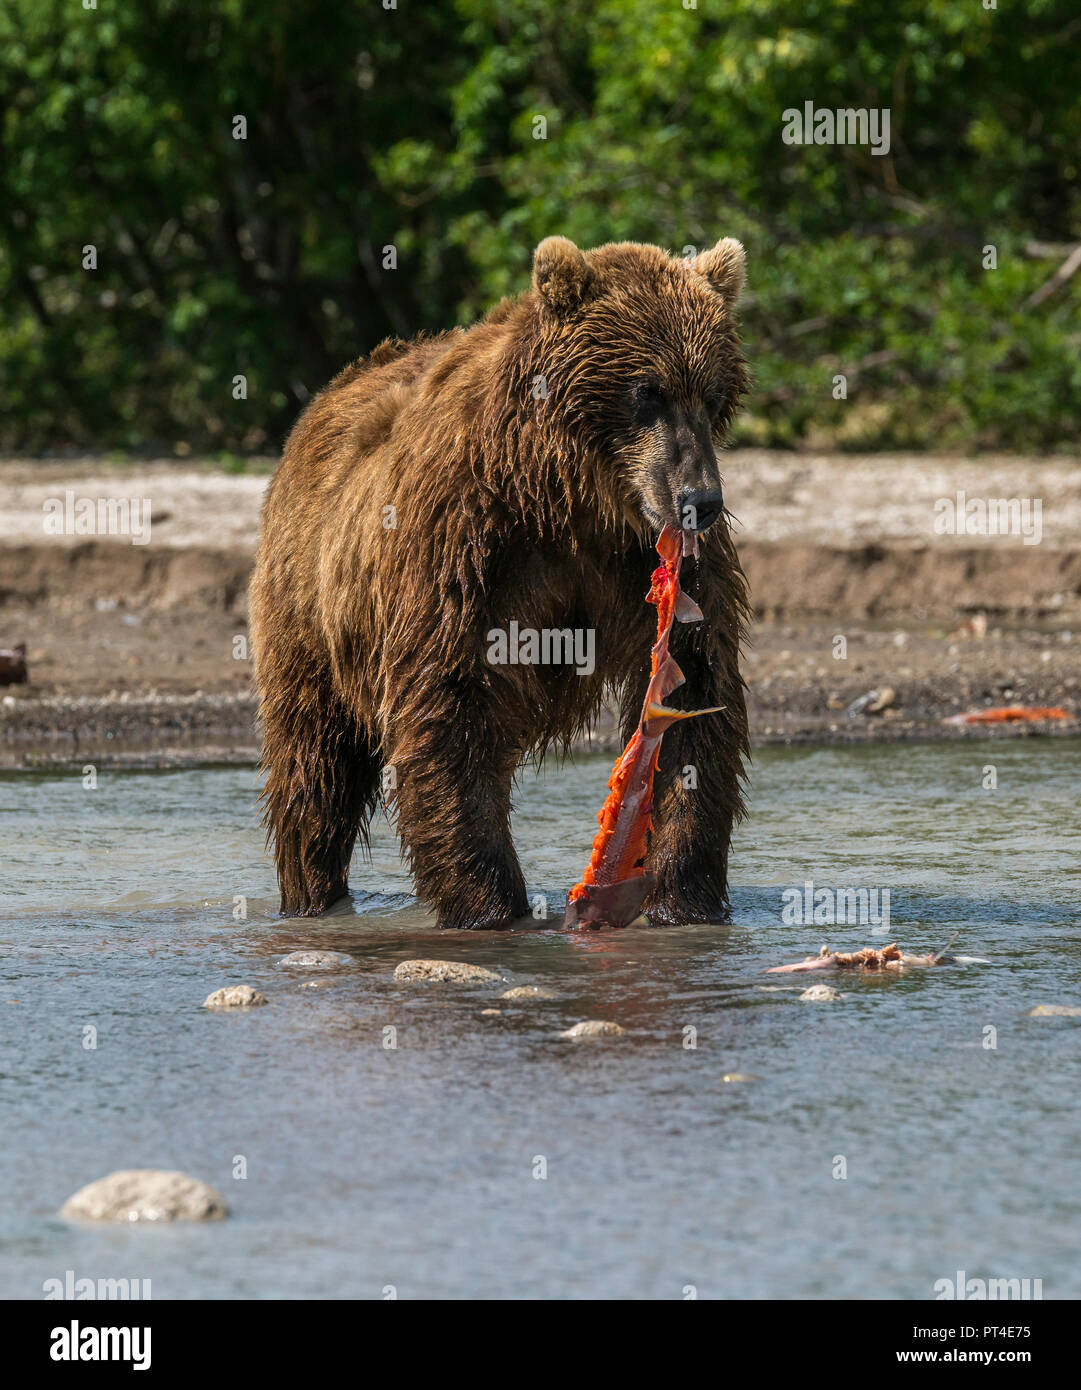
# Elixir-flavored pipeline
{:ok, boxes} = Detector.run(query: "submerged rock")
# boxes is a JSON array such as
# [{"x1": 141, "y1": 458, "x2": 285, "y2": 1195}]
[
  {"x1": 394, "y1": 959, "x2": 503, "y2": 984},
  {"x1": 1028, "y1": 1004, "x2": 1081, "y2": 1018},
  {"x1": 203, "y1": 984, "x2": 267, "y2": 1009},
  {"x1": 559, "y1": 1019, "x2": 625, "y2": 1039},
  {"x1": 800, "y1": 983, "x2": 841, "y2": 1002},
  {"x1": 279, "y1": 950, "x2": 352, "y2": 969},
  {"x1": 60, "y1": 1170, "x2": 228, "y2": 1223},
  {"x1": 501, "y1": 985, "x2": 556, "y2": 1000}
]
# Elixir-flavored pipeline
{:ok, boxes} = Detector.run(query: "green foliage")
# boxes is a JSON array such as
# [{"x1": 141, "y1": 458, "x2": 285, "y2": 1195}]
[{"x1": 1, "y1": 0, "x2": 1078, "y2": 454}]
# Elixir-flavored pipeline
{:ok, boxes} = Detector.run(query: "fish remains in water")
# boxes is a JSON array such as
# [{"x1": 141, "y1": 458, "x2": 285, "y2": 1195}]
[
  {"x1": 764, "y1": 934, "x2": 986, "y2": 973},
  {"x1": 944, "y1": 706, "x2": 1070, "y2": 725},
  {"x1": 564, "y1": 524, "x2": 722, "y2": 929}
]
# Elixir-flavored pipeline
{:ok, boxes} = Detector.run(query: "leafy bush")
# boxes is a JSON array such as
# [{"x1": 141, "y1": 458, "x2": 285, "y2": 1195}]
[{"x1": 1, "y1": 0, "x2": 1077, "y2": 454}]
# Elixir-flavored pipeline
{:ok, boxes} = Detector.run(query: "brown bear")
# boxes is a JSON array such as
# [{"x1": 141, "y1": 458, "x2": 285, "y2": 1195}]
[{"x1": 249, "y1": 235, "x2": 750, "y2": 927}]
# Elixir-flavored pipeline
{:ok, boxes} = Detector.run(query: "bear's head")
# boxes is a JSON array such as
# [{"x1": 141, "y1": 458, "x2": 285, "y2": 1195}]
[{"x1": 529, "y1": 235, "x2": 748, "y2": 537}]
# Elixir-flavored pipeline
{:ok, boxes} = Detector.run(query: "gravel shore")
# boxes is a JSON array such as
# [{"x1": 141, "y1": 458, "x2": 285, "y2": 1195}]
[{"x1": 2, "y1": 452, "x2": 1078, "y2": 766}]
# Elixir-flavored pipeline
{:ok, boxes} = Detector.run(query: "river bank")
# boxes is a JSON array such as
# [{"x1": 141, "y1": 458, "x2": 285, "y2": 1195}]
[{"x1": 2, "y1": 452, "x2": 1078, "y2": 767}]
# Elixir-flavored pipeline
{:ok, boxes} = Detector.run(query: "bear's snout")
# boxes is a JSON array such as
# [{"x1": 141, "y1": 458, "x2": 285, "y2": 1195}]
[{"x1": 676, "y1": 487, "x2": 724, "y2": 533}]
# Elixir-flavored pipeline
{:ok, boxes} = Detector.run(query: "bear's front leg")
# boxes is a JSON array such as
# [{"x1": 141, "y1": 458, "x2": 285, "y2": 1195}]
[
  {"x1": 640, "y1": 631, "x2": 749, "y2": 926},
  {"x1": 390, "y1": 710, "x2": 529, "y2": 930}
]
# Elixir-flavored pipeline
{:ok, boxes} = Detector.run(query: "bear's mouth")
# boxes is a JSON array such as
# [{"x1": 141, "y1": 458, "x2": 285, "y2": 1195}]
[{"x1": 638, "y1": 497, "x2": 711, "y2": 554}]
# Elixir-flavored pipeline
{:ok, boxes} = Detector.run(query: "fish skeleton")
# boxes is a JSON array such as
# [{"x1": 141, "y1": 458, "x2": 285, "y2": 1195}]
[
  {"x1": 763, "y1": 934, "x2": 983, "y2": 973},
  {"x1": 564, "y1": 524, "x2": 722, "y2": 928}
]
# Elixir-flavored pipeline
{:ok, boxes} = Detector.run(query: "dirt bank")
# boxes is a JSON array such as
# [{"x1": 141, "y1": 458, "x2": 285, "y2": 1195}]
[{"x1": 2, "y1": 453, "x2": 1079, "y2": 766}]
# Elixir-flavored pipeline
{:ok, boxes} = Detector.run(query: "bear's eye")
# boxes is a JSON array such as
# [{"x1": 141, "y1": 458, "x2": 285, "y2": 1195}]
[{"x1": 629, "y1": 379, "x2": 665, "y2": 422}]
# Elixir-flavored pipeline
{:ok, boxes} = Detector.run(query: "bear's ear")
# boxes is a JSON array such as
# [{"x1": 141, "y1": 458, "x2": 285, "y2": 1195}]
[
  {"x1": 532, "y1": 236, "x2": 594, "y2": 317},
  {"x1": 693, "y1": 237, "x2": 746, "y2": 305}
]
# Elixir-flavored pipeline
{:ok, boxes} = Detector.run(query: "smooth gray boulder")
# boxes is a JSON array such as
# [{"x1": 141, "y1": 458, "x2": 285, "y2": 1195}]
[
  {"x1": 60, "y1": 1170, "x2": 228, "y2": 1223},
  {"x1": 279, "y1": 950, "x2": 352, "y2": 969},
  {"x1": 800, "y1": 983, "x2": 841, "y2": 1002},
  {"x1": 559, "y1": 1019, "x2": 625, "y2": 1039},
  {"x1": 394, "y1": 959, "x2": 503, "y2": 984},
  {"x1": 203, "y1": 985, "x2": 267, "y2": 1008}
]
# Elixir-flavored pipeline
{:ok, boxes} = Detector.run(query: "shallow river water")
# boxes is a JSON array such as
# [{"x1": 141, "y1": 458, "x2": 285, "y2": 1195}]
[{"x1": 2, "y1": 739, "x2": 1079, "y2": 1299}]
